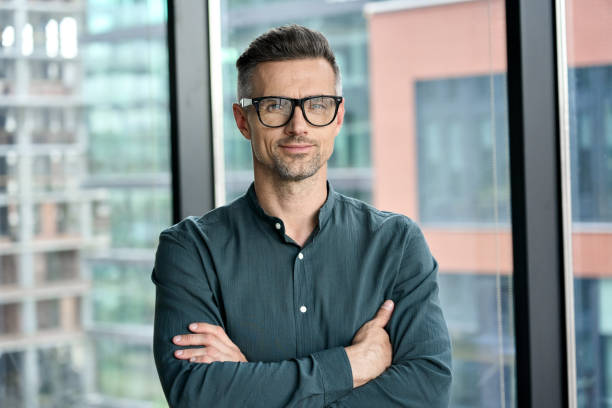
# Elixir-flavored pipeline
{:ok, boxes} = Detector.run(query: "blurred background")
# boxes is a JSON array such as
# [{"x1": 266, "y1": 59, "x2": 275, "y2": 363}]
[{"x1": 0, "y1": 0, "x2": 609, "y2": 407}]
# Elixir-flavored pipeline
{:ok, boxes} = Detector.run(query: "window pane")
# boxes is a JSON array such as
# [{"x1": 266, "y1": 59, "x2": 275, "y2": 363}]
[
  {"x1": 217, "y1": 1, "x2": 515, "y2": 406},
  {"x1": 0, "y1": 1, "x2": 170, "y2": 406},
  {"x1": 565, "y1": 0, "x2": 612, "y2": 406}
]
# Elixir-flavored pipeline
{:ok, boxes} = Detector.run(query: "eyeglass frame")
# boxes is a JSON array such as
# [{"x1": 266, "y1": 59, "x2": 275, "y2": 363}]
[{"x1": 239, "y1": 95, "x2": 344, "y2": 128}]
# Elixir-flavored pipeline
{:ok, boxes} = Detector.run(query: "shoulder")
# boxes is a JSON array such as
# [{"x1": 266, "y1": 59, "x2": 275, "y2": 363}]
[
  {"x1": 159, "y1": 193, "x2": 249, "y2": 242},
  {"x1": 333, "y1": 191, "x2": 421, "y2": 237}
]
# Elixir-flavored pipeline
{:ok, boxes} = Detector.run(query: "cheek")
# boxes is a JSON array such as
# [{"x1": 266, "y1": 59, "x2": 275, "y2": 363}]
[{"x1": 250, "y1": 130, "x2": 279, "y2": 157}]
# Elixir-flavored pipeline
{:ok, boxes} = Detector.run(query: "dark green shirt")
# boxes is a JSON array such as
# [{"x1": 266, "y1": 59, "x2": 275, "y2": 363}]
[{"x1": 152, "y1": 182, "x2": 452, "y2": 407}]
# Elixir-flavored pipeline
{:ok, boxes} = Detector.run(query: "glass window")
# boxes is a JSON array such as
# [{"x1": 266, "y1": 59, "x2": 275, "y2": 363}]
[
  {"x1": 565, "y1": 0, "x2": 612, "y2": 406},
  {"x1": 0, "y1": 1, "x2": 170, "y2": 406},
  {"x1": 216, "y1": 0, "x2": 515, "y2": 406}
]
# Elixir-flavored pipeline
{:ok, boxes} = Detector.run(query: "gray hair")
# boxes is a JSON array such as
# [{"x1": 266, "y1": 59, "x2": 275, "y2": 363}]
[{"x1": 236, "y1": 24, "x2": 342, "y2": 100}]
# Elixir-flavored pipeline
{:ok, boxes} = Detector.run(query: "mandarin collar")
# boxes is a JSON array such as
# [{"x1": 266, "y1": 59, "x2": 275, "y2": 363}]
[{"x1": 246, "y1": 181, "x2": 336, "y2": 231}]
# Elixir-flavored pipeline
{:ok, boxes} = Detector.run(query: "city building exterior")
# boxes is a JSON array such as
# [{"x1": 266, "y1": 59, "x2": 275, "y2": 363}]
[
  {"x1": 1, "y1": 0, "x2": 170, "y2": 407},
  {"x1": 368, "y1": 0, "x2": 612, "y2": 406},
  {"x1": 0, "y1": 1, "x2": 109, "y2": 407}
]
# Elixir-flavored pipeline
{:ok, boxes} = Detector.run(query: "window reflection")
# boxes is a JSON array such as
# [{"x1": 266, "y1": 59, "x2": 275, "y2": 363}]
[
  {"x1": 565, "y1": 0, "x2": 612, "y2": 406},
  {"x1": 0, "y1": 1, "x2": 170, "y2": 407}
]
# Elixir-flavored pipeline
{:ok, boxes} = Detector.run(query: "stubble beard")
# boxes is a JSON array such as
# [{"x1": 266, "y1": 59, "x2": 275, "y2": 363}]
[{"x1": 270, "y1": 149, "x2": 323, "y2": 181}]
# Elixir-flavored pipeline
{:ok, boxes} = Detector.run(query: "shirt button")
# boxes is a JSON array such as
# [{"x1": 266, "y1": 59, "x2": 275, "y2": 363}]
[
  {"x1": 299, "y1": 305, "x2": 307, "y2": 313},
  {"x1": 298, "y1": 252, "x2": 304, "y2": 260},
  {"x1": 275, "y1": 222, "x2": 281, "y2": 230}
]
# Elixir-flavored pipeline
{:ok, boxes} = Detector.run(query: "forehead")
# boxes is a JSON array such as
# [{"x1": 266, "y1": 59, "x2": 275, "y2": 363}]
[{"x1": 252, "y1": 58, "x2": 336, "y2": 97}]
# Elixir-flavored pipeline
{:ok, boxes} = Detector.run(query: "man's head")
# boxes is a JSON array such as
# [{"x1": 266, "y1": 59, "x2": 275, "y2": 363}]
[
  {"x1": 236, "y1": 24, "x2": 342, "y2": 100},
  {"x1": 233, "y1": 25, "x2": 345, "y2": 183}
]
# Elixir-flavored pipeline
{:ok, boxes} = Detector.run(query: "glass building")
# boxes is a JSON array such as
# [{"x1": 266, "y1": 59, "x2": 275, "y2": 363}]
[{"x1": 0, "y1": 0, "x2": 169, "y2": 406}]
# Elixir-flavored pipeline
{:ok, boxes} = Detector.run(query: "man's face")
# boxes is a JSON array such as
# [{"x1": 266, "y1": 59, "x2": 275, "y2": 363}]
[{"x1": 233, "y1": 58, "x2": 344, "y2": 182}]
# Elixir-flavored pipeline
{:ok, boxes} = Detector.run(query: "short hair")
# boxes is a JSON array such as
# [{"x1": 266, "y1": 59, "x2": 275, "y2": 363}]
[{"x1": 236, "y1": 24, "x2": 342, "y2": 100}]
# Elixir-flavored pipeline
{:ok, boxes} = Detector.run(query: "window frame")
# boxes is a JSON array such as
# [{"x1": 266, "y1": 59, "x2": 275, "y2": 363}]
[
  {"x1": 167, "y1": 0, "x2": 215, "y2": 221},
  {"x1": 506, "y1": 0, "x2": 575, "y2": 406}
]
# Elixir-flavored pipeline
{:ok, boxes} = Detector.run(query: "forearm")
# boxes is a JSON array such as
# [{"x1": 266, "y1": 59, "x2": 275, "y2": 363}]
[
  {"x1": 326, "y1": 351, "x2": 452, "y2": 407},
  {"x1": 154, "y1": 337, "x2": 353, "y2": 408}
]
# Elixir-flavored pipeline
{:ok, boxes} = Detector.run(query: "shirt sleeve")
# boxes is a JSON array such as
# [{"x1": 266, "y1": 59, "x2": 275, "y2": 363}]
[
  {"x1": 326, "y1": 221, "x2": 453, "y2": 407},
  {"x1": 151, "y1": 230, "x2": 353, "y2": 408}
]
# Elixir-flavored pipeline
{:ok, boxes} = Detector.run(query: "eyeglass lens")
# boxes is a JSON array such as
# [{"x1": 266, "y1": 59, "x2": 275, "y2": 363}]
[{"x1": 257, "y1": 97, "x2": 338, "y2": 127}]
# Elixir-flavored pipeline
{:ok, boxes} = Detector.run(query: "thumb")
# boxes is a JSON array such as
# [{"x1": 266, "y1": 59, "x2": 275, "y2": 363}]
[{"x1": 371, "y1": 299, "x2": 394, "y2": 327}]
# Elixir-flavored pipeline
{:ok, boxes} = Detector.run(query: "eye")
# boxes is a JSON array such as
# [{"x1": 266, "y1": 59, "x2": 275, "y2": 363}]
[
  {"x1": 260, "y1": 98, "x2": 288, "y2": 112},
  {"x1": 267, "y1": 103, "x2": 283, "y2": 111},
  {"x1": 307, "y1": 97, "x2": 332, "y2": 111}
]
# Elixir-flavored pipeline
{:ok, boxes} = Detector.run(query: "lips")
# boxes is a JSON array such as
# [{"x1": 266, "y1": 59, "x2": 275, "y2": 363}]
[{"x1": 279, "y1": 144, "x2": 314, "y2": 153}]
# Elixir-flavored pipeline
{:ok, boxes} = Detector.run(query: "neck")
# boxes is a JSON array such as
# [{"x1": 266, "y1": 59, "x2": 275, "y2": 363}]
[{"x1": 253, "y1": 165, "x2": 328, "y2": 247}]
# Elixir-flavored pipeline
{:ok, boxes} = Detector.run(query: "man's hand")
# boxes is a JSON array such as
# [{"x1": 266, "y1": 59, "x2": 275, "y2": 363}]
[
  {"x1": 344, "y1": 299, "x2": 394, "y2": 388},
  {"x1": 173, "y1": 322, "x2": 248, "y2": 363}
]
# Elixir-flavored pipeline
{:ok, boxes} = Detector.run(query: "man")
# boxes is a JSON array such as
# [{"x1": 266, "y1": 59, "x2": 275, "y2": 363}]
[{"x1": 152, "y1": 25, "x2": 452, "y2": 407}]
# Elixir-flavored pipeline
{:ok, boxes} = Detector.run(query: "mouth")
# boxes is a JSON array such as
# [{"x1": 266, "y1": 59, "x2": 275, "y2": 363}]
[{"x1": 279, "y1": 144, "x2": 314, "y2": 154}]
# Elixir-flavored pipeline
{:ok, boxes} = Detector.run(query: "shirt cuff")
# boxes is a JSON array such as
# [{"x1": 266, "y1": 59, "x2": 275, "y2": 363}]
[{"x1": 312, "y1": 347, "x2": 353, "y2": 405}]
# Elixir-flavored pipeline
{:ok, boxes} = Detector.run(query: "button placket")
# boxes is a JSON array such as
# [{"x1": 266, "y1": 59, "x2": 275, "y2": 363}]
[{"x1": 295, "y1": 251, "x2": 306, "y2": 314}]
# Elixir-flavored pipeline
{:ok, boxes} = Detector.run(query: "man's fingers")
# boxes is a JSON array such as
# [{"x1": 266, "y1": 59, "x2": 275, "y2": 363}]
[
  {"x1": 371, "y1": 299, "x2": 394, "y2": 327},
  {"x1": 189, "y1": 322, "x2": 217, "y2": 334},
  {"x1": 174, "y1": 344, "x2": 246, "y2": 363},
  {"x1": 188, "y1": 323, "x2": 239, "y2": 349},
  {"x1": 190, "y1": 355, "x2": 215, "y2": 364},
  {"x1": 174, "y1": 347, "x2": 208, "y2": 360},
  {"x1": 173, "y1": 333, "x2": 235, "y2": 355}
]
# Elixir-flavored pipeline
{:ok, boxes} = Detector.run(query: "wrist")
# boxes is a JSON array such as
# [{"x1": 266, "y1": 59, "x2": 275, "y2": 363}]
[{"x1": 344, "y1": 345, "x2": 368, "y2": 388}]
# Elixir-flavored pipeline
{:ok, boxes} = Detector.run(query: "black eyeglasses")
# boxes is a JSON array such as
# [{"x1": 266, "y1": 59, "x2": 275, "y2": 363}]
[{"x1": 240, "y1": 95, "x2": 343, "y2": 128}]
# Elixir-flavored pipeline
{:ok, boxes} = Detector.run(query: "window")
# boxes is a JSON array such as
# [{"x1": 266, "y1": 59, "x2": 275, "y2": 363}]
[
  {"x1": 0, "y1": 1, "x2": 170, "y2": 406},
  {"x1": 215, "y1": 0, "x2": 514, "y2": 406},
  {"x1": 565, "y1": 0, "x2": 612, "y2": 406}
]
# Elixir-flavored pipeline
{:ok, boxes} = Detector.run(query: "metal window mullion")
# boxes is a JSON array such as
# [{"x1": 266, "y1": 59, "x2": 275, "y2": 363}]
[
  {"x1": 555, "y1": 0, "x2": 578, "y2": 405},
  {"x1": 505, "y1": 1, "x2": 570, "y2": 407},
  {"x1": 167, "y1": 0, "x2": 215, "y2": 222}
]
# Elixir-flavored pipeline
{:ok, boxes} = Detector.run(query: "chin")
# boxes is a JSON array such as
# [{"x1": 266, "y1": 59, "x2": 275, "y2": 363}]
[{"x1": 275, "y1": 164, "x2": 322, "y2": 182}]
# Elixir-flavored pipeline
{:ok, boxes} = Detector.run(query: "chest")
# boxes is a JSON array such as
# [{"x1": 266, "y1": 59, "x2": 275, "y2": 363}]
[{"x1": 211, "y1": 232, "x2": 401, "y2": 361}]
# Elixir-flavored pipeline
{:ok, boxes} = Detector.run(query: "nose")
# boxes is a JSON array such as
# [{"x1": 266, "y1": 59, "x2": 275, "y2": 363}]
[{"x1": 285, "y1": 104, "x2": 309, "y2": 135}]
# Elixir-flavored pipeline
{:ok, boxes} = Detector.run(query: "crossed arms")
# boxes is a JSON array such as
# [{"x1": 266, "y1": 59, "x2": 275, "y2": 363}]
[
  {"x1": 152, "y1": 229, "x2": 452, "y2": 407},
  {"x1": 172, "y1": 300, "x2": 395, "y2": 387}
]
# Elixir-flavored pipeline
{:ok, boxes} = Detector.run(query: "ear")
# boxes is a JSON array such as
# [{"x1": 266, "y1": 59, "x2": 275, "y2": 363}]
[
  {"x1": 332, "y1": 98, "x2": 345, "y2": 135},
  {"x1": 336, "y1": 99, "x2": 345, "y2": 126},
  {"x1": 233, "y1": 103, "x2": 252, "y2": 140}
]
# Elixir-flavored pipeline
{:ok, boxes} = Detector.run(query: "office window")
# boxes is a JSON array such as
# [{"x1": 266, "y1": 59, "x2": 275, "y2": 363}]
[
  {"x1": 214, "y1": 0, "x2": 515, "y2": 406},
  {"x1": 565, "y1": 0, "x2": 612, "y2": 406},
  {"x1": 0, "y1": 1, "x2": 170, "y2": 406},
  {"x1": 416, "y1": 75, "x2": 510, "y2": 224}
]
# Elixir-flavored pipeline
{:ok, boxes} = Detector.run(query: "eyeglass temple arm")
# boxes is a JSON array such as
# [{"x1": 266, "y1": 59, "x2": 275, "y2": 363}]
[{"x1": 239, "y1": 98, "x2": 252, "y2": 108}]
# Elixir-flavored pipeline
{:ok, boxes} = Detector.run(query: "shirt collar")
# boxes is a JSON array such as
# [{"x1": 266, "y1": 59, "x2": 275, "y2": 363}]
[{"x1": 246, "y1": 181, "x2": 337, "y2": 231}]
